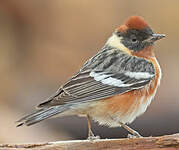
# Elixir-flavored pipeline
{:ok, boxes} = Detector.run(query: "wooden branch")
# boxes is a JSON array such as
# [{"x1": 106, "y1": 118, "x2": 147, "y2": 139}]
[{"x1": 1, "y1": 133, "x2": 179, "y2": 150}]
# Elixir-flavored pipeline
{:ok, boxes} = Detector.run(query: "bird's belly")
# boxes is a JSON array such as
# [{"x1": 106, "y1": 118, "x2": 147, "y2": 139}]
[
  {"x1": 88, "y1": 58, "x2": 161, "y2": 127},
  {"x1": 88, "y1": 82, "x2": 157, "y2": 127}
]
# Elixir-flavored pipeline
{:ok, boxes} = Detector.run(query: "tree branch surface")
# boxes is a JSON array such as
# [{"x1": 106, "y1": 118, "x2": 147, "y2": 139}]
[{"x1": 0, "y1": 133, "x2": 179, "y2": 150}]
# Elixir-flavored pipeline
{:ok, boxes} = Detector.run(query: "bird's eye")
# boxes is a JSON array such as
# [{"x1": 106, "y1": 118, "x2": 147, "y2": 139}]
[
  {"x1": 130, "y1": 35, "x2": 138, "y2": 43},
  {"x1": 116, "y1": 32, "x2": 121, "y2": 37},
  {"x1": 132, "y1": 38, "x2": 137, "y2": 43}
]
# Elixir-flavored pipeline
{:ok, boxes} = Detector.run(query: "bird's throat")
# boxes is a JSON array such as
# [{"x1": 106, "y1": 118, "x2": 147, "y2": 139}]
[{"x1": 131, "y1": 45, "x2": 155, "y2": 59}]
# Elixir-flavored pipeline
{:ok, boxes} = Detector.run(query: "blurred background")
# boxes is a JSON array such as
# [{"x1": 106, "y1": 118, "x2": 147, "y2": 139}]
[{"x1": 0, "y1": 0, "x2": 178, "y2": 143}]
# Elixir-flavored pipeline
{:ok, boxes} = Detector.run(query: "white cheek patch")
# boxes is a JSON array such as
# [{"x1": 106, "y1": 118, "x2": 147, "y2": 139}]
[
  {"x1": 106, "y1": 34, "x2": 129, "y2": 52},
  {"x1": 124, "y1": 71, "x2": 154, "y2": 79}
]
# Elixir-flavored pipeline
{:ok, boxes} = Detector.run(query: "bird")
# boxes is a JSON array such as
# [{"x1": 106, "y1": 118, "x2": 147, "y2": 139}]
[{"x1": 17, "y1": 16, "x2": 165, "y2": 139}]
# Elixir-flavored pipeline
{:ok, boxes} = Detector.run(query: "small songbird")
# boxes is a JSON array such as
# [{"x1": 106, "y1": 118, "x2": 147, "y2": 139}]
[{"x1": 17, "y1": 16, "x2": 165, "y2": 139}]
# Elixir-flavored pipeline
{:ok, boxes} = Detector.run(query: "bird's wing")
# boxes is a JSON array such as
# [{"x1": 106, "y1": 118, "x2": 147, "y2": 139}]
[{"x1": 37, "y1": 45, "x2": 155, "y2": 108}]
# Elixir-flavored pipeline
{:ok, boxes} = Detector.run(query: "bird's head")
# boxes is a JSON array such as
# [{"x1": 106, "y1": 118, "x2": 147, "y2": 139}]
[{"x1": 107, "y1": 16, "x2": 165, "y2": 57}]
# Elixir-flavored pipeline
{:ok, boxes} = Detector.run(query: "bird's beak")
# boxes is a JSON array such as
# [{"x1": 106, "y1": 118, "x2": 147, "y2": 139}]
[{"x1": 147, "y1": 34, "x2": 165, "y2": 43}]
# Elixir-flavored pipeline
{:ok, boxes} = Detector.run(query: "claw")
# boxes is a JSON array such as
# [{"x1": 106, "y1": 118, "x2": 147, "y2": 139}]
[
  {"x1": 127, "y1": 132, "x2": 142, "y2": 138},
  {"x1": 87, "y1": 135, "x2": 100, "y2": 141}
]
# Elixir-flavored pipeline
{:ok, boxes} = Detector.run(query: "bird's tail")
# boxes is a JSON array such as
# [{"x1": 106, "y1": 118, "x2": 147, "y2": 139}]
[{"x1": 16, "y1": 106, "x2": 67, "y2": 127}]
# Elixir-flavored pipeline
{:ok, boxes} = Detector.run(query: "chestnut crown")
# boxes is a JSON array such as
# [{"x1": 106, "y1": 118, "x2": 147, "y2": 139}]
[{"x1": 115, "y1": 16, "x2": 165, "y2": 51}]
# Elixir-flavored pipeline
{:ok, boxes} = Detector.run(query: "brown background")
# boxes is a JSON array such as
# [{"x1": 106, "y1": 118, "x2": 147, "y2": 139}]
[{"x1": 0, "y1": 0, "x2": 178, "y2": 143}]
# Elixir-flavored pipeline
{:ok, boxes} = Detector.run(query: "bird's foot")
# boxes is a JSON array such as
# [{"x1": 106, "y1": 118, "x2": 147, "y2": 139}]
[
  {"x1": 87, "y1": 135, "x2": 100, "y2": 141},
  {"x1": 127, "y1": 131, "x2": 143, "y2": 138}
]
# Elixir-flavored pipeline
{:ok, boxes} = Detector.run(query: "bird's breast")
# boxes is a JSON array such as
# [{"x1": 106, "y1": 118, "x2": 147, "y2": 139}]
[{"x1": 88, "y1": 57, "x2": 161, "y2": 127}]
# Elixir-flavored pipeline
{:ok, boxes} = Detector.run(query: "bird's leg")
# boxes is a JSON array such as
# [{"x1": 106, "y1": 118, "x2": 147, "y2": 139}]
[
  {"x1": 109, "y1": 115, "x2": 142, "y2": 138},
  {"x1": 118, "y1": 121, "x2": 142, "y2": 138},
  {"x1": 87, "y1": 115, "x2": 94, "y2": 138},
  {"x1": 87, "y1": 115, "x2": 100, "y2": 140}
]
